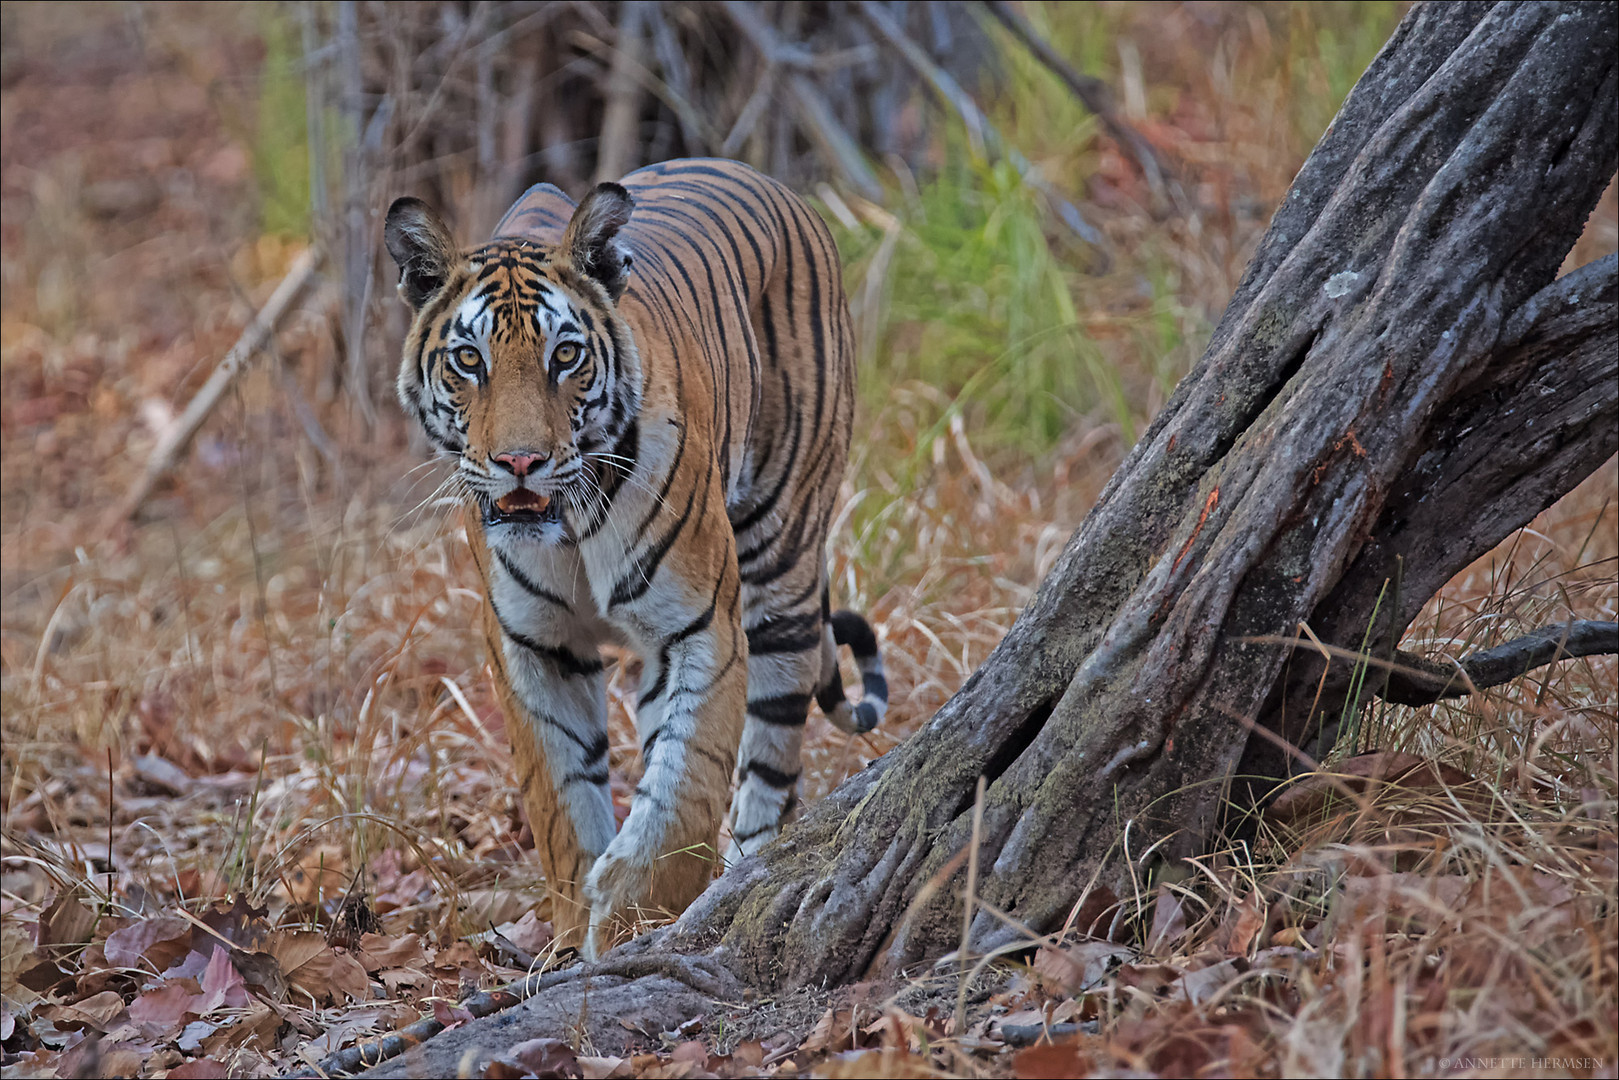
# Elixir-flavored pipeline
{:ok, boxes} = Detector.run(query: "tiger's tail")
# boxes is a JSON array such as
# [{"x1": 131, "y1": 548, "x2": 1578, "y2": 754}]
[{"x1": 816, "y1": 590, "x2": 888, "y2": 734}]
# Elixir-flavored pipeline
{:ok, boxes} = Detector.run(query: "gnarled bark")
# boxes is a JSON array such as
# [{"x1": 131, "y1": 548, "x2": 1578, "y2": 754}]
[
  {"x1": 358, "y1": 4, "x2": 1617, "y2": 1074},
  {"x1": 670, "y1": 0, "x2": 1618, "y2": 987}
]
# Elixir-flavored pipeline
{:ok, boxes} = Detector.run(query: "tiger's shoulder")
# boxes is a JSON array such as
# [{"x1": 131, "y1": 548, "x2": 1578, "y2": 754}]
[{"x1": 492, "y1": 159, "x2": 825, "y2": 283}]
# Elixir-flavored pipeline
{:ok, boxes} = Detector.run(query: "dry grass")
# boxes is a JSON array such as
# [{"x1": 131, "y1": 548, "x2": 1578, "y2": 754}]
[{"x1": 1, "y1": 2, "x2": 1614, "y2": 1077}]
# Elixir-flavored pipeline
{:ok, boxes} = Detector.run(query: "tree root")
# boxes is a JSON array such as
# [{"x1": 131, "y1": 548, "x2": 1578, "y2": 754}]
[{"x1": 293, "y1": 934, "x2": 738, "y2": 1078}]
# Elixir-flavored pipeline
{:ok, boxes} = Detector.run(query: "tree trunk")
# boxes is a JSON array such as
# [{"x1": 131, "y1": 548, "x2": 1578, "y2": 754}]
[
  {"x1": 670, "y1": 0, "x2": 1617, "y2": 987},
  {"x1": 357, "y1": 3, "x2": 1616, "y2": 1073}
]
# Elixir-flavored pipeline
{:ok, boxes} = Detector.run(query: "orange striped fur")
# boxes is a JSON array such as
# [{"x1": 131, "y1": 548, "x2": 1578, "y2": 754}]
[{"x1": 386, "y1": 159, "x2": 886, "y2": 955}]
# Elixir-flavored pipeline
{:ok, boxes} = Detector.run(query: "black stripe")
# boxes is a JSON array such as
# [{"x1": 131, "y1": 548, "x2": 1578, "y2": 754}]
[
  {"x1": 535, "y1": 713, "x2": 609, "y2": 759},
  {"x1": 582, "y1": 416, "x2": 639, "y2": 535},
  {"x1": 562, "y1": 768, "x2": 609, "y2": 787},
  {"x1": 632, "y1": 785, "x2": 671, "y2": 811},
  {"x1": 816, "y1": 675, "x2": 845, "y2": 717},
  {"x1": 692, "y1": 744, "x2": 732, "y2": 772},
  {"x1": 494, "y1": 549, "x2": 573, "y2": 611},
  {"x1": 497, "y1": 613, "x2": 604, "y2": 677},
  {"x1": 862, "y1": 670, "x2": 889, "y2": 702},
  {"x1": 745, "y1": 612, "x2": 822, "y2": 657},
  {"x1": 729, "y1": 368, "x2": 800, "y2": 535},
  {"x1": 738, "y1": 760, "x2": 799, "y2": 788},
  {"x1": 748, "y1": 692, "x2": 812, "y2": 727},
  {"x1": 639, "y1": 580, "x2": 723, "y2": 707},
  {"x1": 830, "y1": 610, "x2": 879, "y2": 657},
  {"x1": 610, "y1": 477, "x2": 698, "y2": 608}
]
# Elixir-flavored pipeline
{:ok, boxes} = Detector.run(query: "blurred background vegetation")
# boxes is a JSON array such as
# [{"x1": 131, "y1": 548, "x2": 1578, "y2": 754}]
[{"x1": 0, "y1": 5, "x2": 1613, "y2": 1072}]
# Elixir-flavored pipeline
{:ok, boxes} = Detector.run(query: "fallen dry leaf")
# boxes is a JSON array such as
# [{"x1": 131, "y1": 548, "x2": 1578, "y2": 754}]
[
  {"x1": 1145, "y1": 884, "x2": 1188, "y2": 956},
  {"x1": 166, "y1": 1057, "x2": 230, "y2": 1079},
  {"x1": 498, "y1": 910, "x2": 554, "y2": 956},
  {"x1": 272, "y1": 845, "x2": 349, "y2": 908},
  {"x1": 104, "y1": 915, "x2": 191, "y2": 971},
  {"x1": 431, "y1": 999, "x2": 475, "y2": 1030},
  {"x1": 198, "y1": 895, "x2": 272, "y2": 952},
  {"x1": 1032, "y1": 939, "x2": 1133, "y2": 991},
  {"x1": 193, "y1": 945, "x2": 250, "y2": 1014},
  {"x1": 1013, "y1": 1041, "x2": 1094, "y2": 1080},
  {"x1": 129, "y1": 980, "x2": 201, "y2": 1029},
  {"x1": 36, "y1": 892, "x2": 98, "y2": 956},
  {"x1": 269, "y1": 930, "x2": 369, "y2": 1006},
  {"x1": 818, "y1": 1048, "x2": 934, "y2": 1078},
  {"x1": 508, "y1": 1035, "x2": 580, "y2": 1078},
  {"x1": 1268, "y1": 751, "x2": 1478, "y2": 826},
  {"x1": 357, "y1": 931, "x2": 427, "y2": 973},
  {"x1": 39, "y1": 989, "x2": 125, "y2": 1031},
  {"x1": 1217, "y1": 891, "x2": 1266, "y2": 957},
  {"x1": 577, "y1": 1055, "x2": 632, "y2": 1079}
]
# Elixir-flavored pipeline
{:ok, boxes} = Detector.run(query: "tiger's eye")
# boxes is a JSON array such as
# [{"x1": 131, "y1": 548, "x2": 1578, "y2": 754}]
[
  {"x1": 453, "y1": 345, "x2": 482, "y2": 375},
  {"x1": 553, "y1": 342, "x2": 580, "y2": 368}
]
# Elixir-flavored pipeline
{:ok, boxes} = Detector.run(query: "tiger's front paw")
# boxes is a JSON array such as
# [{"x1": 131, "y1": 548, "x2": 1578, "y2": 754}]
[{"x1": 582, "y1": 843, "x2": 652, "y2": 960}]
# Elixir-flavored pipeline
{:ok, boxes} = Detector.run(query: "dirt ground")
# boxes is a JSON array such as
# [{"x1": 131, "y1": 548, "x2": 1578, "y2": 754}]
[{"x1": 2, "y1": 4, "x2": 1615, "y2": 1078}]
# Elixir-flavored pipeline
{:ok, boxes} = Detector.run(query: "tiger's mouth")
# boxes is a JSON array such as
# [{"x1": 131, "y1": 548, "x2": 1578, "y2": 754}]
[{"x1": 485, "y1": 488, "x2": 561, "y2": 527}]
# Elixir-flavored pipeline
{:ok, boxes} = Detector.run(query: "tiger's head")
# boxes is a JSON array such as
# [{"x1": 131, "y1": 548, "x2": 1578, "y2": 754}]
[{"x1": 384, "y1": 184, "x2": 641, "y2": 546}]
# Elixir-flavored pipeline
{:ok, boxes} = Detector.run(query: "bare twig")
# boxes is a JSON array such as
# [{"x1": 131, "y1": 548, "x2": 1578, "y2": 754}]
[
  {"x1": 982, "y1": 0, "x2": 1180, "y2": 207},
  {"x1": 721, "y1": 64, "x2": 778, "y2": 158},
  {"x1": 571, "y1": 27, "x2": 720, "y2": 157},
  {"x1": 1381, "y1": 620, "x2": 1618, "y2": 706},
  {"x1": 337, "y1": 0, "x2": 377, "y2": 427},
  {"x1": 1244, "y1": 620, "x2": 1619, "y2": 707},
  {"x1": 595, "y1": 1, "x2": 648, "y2": 182},
  {"x1": 787, "y1": 72, "x2": 887, "y2": 204},
  {"x1": 647, "y1": 1, "x2": 704, "y2": 152},
  {"x1": 298, "y1": 2, "x2": 329, "y2": 224},
  {"x1": 119, "y1": 249, "x2": 321, "y2": 521},
  {"x1": 718, "y1": 0, "x2": 885, "y2": 202},
  {"x1": 856, "y1": 0, "x2": 1106, "y2": 252}
]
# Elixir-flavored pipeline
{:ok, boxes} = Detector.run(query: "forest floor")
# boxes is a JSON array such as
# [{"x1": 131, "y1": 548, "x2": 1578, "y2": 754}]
[{"x1": 1, "y1": 4, "x2": 1615, "y2": 1078}]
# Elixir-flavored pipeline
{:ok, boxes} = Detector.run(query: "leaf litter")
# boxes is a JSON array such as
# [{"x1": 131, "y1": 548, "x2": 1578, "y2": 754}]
[{"x1": 1, "y1": 4, "x2": 1614, "y2": 1079}]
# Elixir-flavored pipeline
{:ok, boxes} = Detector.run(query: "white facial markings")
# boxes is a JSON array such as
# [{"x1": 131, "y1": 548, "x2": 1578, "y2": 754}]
[{"x1": 444, "y1": 289, "x2": 499, "y2": 384}]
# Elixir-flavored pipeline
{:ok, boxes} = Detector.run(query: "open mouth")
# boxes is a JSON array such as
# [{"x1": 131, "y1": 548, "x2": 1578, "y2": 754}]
[{"x1": 485, "y1": 488, "x2": 561, "y2": 526}]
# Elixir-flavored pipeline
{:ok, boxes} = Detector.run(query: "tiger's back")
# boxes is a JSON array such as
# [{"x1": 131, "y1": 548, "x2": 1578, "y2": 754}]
[
  {"x1": 493, "y1": 158, "x2": 853, "y2": 551},
  {"x1": 386, "y1": 159, "x2": 884, "y2": 955}
]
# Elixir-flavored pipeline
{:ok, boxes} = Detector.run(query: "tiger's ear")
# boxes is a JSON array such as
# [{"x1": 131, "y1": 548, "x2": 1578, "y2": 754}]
[
  {"x1": 562, "y1": 182, "x2": 634, "y2": 301},
  {"x1": 384, "y1": 197, "x2": 457, "y2": 309}
]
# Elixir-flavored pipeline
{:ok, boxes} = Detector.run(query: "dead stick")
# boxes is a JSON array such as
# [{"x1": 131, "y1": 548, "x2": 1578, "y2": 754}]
[
  {"x1": 119, "y1": 248, "x2": 321, "y2": 521},
  {"x1": 595, "y1": 1, "x2": 647, "y2": 183},
  {"x1": 982, "y1": 0, "x2": 1179, "y2": 205},
  {"x1": 718, "y1": 0, "x2": 885, "y2": 203},
  {"x1": 856, "y1": 0, "x2": 1106, "y2": 251},
  {"x1": 1381, "y1": 620, "x2": 1618, "y2": 706}
]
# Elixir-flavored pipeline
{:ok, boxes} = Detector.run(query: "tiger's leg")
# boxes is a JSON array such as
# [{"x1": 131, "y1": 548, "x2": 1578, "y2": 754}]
[
  {"x1": 723, "y1": 584, "x2": 826, "y2": 863},
  {"x1": 584, "y1": 562, "x2": 747, "y2": 956},
  {"x1": 469, "y1": 523, "x2": 614, "y2": 953}
]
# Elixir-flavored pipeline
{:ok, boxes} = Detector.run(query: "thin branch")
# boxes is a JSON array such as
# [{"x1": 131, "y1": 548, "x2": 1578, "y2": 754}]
[
  {"x1": 982, "y1": 0, "x2": 1180, "y2": 207},
  {"x1": 718, "y1": 0, "x2": 885, "y2": 202},
  {"x1": 595, "y1": 1, "x2": 648, "y2": 182},
  {"x1": 1380, "y1": 620, "x2": 1619, "y2": 706},
  {"x1": 647, "y1": 1, "x2": 704, "y2": 152},
  {"x1": 119, "y1": 249, "x2": 322, "y2": 521},
  {"x1": 721, "y1": 62, "x2": 777, "y2": 158},
  {"x1": 856, "y1": 0, "x2": 1106, "y2": 252},
  {"x1": 337, "y1": 0, "x2": 376, "y2": 426}
]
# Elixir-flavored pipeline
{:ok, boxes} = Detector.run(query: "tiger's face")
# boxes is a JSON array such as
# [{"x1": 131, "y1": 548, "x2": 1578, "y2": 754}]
[{"x1": 385, "y1": 185, "x2": 640, "y2": 546}]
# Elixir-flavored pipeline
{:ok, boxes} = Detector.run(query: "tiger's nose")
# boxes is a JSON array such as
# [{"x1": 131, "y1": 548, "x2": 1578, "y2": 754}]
[{"x1": 493, "y1": 450, "x2": 547, "y2": 477}]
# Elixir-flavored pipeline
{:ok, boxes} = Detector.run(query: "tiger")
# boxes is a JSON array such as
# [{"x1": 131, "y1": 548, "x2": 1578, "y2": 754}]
[{"x1": 384, "y1": 158, "x2": 887, "y2": 957}]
